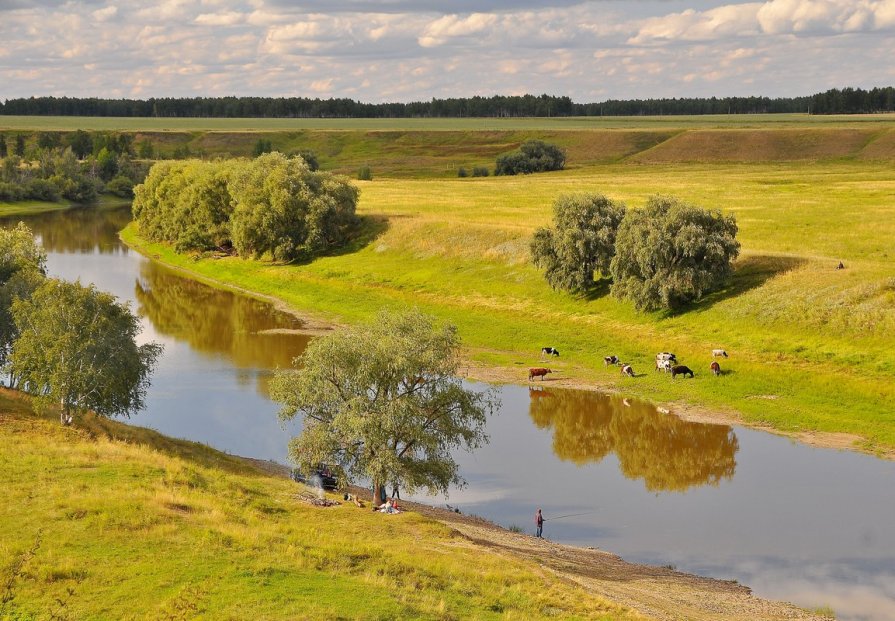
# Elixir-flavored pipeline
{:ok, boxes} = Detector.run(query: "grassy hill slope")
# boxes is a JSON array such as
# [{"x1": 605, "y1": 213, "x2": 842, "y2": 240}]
[{"x1": 0, "y1": 389, "x2": 634, "y2": 621}]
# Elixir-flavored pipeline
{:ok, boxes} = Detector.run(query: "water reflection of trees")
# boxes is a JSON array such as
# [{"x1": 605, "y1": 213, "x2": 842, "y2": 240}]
[
  {"x1": 0, "y1": 205, "x2": 133, "y2": 254},
  {"x1": 529, "y1": 388, "x2": 738, "y2": 492},
  {"x1": 134, "y1": 261, "x2": 310, "y2": 376}
]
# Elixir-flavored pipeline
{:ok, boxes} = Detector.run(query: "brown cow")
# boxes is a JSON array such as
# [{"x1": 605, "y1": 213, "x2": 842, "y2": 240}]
[
  {"x1": 528, "y1": 367, "x2": 552, "y2": 381},
  {"x1": 710, "y1": 361, "x2": 721, "y2": 376}
]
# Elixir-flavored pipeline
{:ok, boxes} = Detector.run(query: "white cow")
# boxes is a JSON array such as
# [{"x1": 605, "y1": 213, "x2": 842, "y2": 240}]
[{"x1": 712, "y1": 349, "x2": 729, "y2": 358}]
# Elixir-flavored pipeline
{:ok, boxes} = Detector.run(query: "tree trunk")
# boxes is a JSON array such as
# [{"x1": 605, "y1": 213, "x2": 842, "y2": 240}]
[
  {"x1": 372, "y1": 481, "x2": 383, "y2": 507},
  {"x1": 60, "y1": 400, "x2": 72, "y2": 426}
]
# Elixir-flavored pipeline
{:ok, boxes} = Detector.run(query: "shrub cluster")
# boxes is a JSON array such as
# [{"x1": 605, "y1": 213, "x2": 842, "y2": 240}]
[
  {"x1": 0, "y1": 135, "x2": 147, "y2": 203},
  {"x1": 495, "y1": 140, "x2": 565, "y2": 176},
  {"x1": 531, "y1": 194, "x2": 740, "y2": 311},
  {"x1": 132, "y1": 152, "x2": 359, "y2": 261}
]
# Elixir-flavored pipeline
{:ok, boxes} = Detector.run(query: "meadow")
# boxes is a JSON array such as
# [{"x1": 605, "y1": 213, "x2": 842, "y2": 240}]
[
  {"x1": 122, "y1": 153, "x2": 895, "y2": 454},
  {"x1": 0, "y1": 390, "x2": 633, "y2": 620}
]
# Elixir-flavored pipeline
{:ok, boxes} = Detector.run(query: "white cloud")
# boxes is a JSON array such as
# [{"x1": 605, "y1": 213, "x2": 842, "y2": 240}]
[
  {"x1": 1, "y1": 1, "x2": 894, "y2": 102},
  {"x1": 194, "y1": 11, "x2": 244, "y2": 26},
  {"x1": 419, "y1": 13, "x2": 498, "y2": 47},
  {"x1": 92, "y1": 5, "x2": 118, "y2": 22}
]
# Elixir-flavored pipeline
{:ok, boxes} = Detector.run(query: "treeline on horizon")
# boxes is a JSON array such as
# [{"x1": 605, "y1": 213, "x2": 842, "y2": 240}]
[{"x1": 1, "y1": 87, "x2": 894, "y2": 118}]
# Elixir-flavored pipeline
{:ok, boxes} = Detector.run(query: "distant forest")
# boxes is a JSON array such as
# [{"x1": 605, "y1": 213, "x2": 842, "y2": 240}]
[{"x1": 1, "y1": 87, "x2": 893, "y2": 118}]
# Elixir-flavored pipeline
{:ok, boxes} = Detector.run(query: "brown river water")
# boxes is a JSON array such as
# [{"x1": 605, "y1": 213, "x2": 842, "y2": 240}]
[{"x1": 4, "y1": 205, "x2": 894, "y2": 621}]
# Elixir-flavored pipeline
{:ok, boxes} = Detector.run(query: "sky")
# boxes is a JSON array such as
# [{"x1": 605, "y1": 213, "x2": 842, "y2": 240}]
[{"x1": 1, "y1": 0, "x2": 894, "y2": 103}]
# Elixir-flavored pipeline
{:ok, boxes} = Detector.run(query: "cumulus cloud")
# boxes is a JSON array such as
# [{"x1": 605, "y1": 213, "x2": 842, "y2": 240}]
[{"x1": 1, "y1": 0, "x2": 894, "y2": 102}]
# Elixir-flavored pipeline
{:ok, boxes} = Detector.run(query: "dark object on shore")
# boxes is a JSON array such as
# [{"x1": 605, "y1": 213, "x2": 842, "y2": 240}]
[{"x1": 290, "y1": 464, "x2": 338, "y2": 490}]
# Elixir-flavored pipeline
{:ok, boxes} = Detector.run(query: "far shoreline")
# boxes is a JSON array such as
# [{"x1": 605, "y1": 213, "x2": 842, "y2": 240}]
[{"x1": 119, "y1": 226, "x2": 893, "y2": 463}]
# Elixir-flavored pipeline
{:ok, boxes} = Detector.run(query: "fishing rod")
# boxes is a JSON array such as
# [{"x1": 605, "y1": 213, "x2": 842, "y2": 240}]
[{"x1": 544, "y1": 509, "x2": 600, "y2": 522}]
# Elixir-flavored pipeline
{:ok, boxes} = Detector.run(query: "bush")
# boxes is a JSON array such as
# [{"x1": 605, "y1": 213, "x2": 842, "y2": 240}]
[
  {"x1": 0, "y1": 181, "x2": 24, "y2": 201},
  {"x1": 495, "y1": 140, "x2": 565, "y2": 176},
  {"x1": 26, "y1": 178, "x2": 61, "y2": 202},
  {"x1": 357, "y1": 166, "x2": 373, "y2": 181},
  {"x1": 253, "y1": 139, "x2": 273, "y2": 157},
  {"x1": 610, "y1": 196, "x2": 740, "y2": 311},
  {"x1": 472, "y1": 166, "x2": 489, "y2": 177},
  {"x1": 106, "y1": 175, "x2": 135, "y2": 198},
  {"x1": 531, "y1": 193, "x2": 627, "y2": 293},
  {"x1": 457, "y1": 167, "x2": 468, "y2": 178}
]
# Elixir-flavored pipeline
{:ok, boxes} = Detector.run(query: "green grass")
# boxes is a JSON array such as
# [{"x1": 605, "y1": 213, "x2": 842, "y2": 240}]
[
  {"x1": 4, "y1": 113, "x2": 895, "y2": 131},
  {"x1": 121, "y1": 157, "x2": 895, "y2": 453},
  {"x1": 0, "y1": 390, "x2": 633, "y2": 621}
]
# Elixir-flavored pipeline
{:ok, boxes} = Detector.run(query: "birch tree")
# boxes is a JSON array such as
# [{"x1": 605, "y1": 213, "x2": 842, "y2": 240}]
[{"x1": 8, "y1": 278, "x2": 163, "y2": 425}]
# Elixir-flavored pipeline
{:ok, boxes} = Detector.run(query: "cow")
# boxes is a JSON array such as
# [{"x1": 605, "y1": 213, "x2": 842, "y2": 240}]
[
  {"x1": 710, "y1": 361, "x2": 721, "y2": 376},
  {"x1": 604, "y1": 355, "x2": 619, "y2": 366},
  {"x1": 671, "y1": 365, "x2": 694, "y2": 379},
  {"x1": 711, "y1": 349, "x2": 729, "y2": 358},
  {"x1": 656, "y1": 352, "x2": 677, "y2": 363},
  {"x1": 655, "y1": 358, "x2": 673, "y2": 373},
  {"x1": 621, "y1": 364, "x2": 635, "y2": 377},
  {"x1": 540, "y1": 347, "x2": 560, "y2": 359},
  {"x1": 529, "y1": 367, "x2": 553, "y2": 381}
]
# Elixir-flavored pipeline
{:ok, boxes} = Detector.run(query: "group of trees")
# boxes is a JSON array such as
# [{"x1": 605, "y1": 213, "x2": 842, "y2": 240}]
[
  {"x1": 132, "y1": 152, "x2": 358, "y2": 261},
  {"x1": 0, "y1": 132, "x2": 147, "y2": 203},
  {"x1": 494, "y1": 140, "x2": 566, "y2": 176},
  {"x1": 3, "y1": 88, "x2": 892, "y2": 118},
  {"x1": 531, "y1": 194, "x2": 740, "y2": 311},
  {"x1": 0, "y1": 224, "x2": 161, "y2": 425}
]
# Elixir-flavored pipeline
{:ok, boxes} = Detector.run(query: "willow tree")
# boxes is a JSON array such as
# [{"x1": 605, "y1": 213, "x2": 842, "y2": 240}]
[
  {"x1": 9, "y1": 278, "x2": 163, "y2": 425},
  {"x1": 530, "y1": 193, "x2": 627, "y2": 293},
  {"x1": 610, "y1": 196, "x2": 740, "y2": 311},
  {"x1": 270, "y1": 308, "x2": 498, "y2": 503}
]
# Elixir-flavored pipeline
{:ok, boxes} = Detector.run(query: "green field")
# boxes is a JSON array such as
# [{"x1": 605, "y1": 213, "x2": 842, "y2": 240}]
[
  {"x1": 122, "y1": 152, "x2": 895, "y2": 454},
  {"x1": 0, "y1": 390, "x2": 632, "y2": 620},
  {"x1": 5, "y1": 113, "x2": 895, "y2": 132}
]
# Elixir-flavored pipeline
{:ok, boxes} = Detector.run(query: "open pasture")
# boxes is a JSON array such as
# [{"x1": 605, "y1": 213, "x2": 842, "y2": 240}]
[{"x1": 122, "y1": 154, "x2": 895, "y2": 453}]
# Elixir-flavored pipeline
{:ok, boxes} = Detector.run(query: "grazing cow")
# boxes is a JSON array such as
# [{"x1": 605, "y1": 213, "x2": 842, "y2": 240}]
[
  {"x1": 529, "y1": 367, "x2": 553, "y2": 381},
  {"x1": 604, "y1": 355, "x2": 619, "y2": 366},
  {"x1": 711, "y1": 349, "x2": 729, "y2": 358},
  {"x1": 541, "y1": 347, "x2": 560, "y2": 358},
  {"x1": 710, "y1": 361, "x2": 721, "y2": 376},
  {"x1": 671, "y1": 365, "x2": 694, "y2": 379},
  {"x1": 655, "y1": 358, "x2": 673, "y2": 373},
  {"x1": 656, "y1": 352, "x2": 677, "y2": 363},
  {"x1": 621, "y1": 364, "x2": 635, "y2": 377}
]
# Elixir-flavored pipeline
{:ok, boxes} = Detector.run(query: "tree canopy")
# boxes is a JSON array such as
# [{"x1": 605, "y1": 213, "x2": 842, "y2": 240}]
[
  {"x1": 270, "y1": 308, "x2": 498, "y2": 502},
  {"x1": 495, "y1": 140, "x2": 565, "y2": 176},
  {"x1": 610, "y1": 196, "x2": 740, "y2": 311},
  {"x1": 0, "y1": 223, "x2": 47, "y2": 367},
  {"x1": 132, "y1": 152, "x2": 358, "y2": 260},
  {"x1": 9, "y1": 278, "x2": 163, "y2": 425},
  {"x1": 530, "y1": 193, "x2": 626, "y2": 293}
]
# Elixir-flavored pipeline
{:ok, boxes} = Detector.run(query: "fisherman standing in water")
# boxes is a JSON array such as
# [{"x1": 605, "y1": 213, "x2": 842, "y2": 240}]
[{"x1": 535, "y1": 508, "x2": 544, "y2": 538}]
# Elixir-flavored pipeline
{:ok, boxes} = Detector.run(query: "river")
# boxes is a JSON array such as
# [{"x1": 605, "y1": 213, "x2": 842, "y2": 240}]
[{"x1": 5, "y1": 205, "x2": 894, "y2": 621}]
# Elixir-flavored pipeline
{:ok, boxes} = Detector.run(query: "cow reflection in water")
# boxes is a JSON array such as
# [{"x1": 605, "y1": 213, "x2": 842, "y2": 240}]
[{"x1": 529, "y1": 387, "x2": 738, "y2": 492}]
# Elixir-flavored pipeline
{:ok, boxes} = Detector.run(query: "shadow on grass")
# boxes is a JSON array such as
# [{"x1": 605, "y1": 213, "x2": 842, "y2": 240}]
[
  {"x1": 669, "y1": 254, "x2": 807, "y2": 316},
  {"x1": 326, "y1": 214, "x2": 390, "y2": 258},
  {"x1": 580, "y1": 277, "x2": 613, "y2": 301}
]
